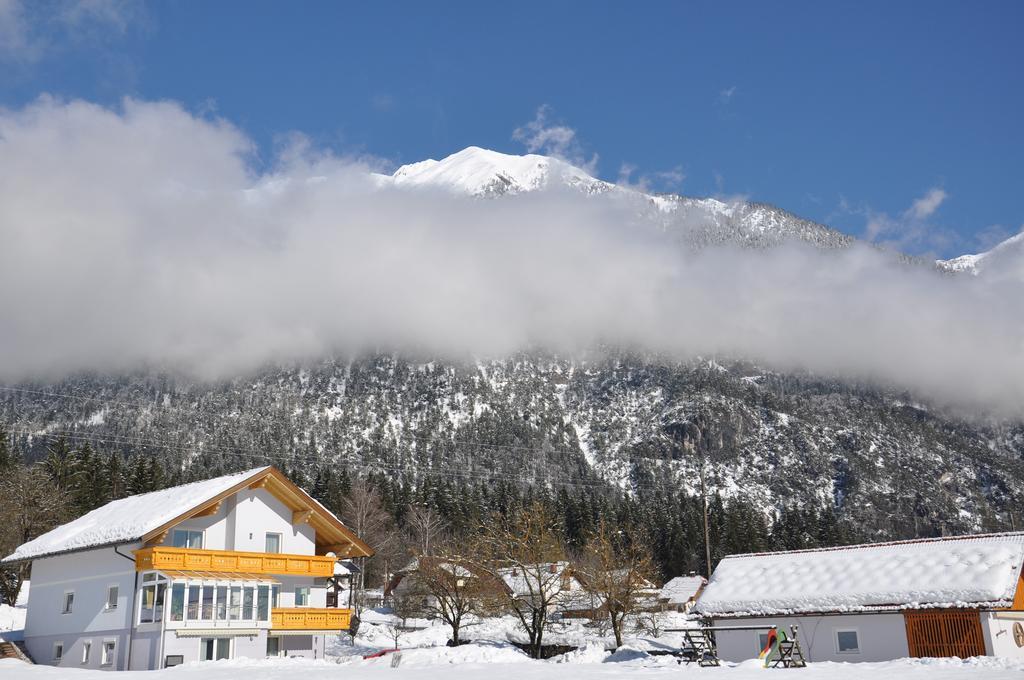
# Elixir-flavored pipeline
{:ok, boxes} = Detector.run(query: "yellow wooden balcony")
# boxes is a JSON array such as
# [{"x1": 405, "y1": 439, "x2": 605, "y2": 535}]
[
  {"x1": 134, "y1": 547, "x2": 335, "y2": 578},
  {"x1": 271, "y1": 607, "x2": 351, "y2": 631}
]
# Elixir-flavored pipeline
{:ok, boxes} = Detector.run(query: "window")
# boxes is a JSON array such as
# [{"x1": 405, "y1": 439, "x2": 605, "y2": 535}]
[
  {"x1": 271, "y1": 585, "x2": 281, "y2": 608},
  {"x1": 61, "y1": 591, "x2": 74, "y2": 614},
  {"x1": 216, "y1": 585, "x2": 228, "y2": 620},
  {"x1": 201, "y1": 585, "x2": 214, "y2": 620},
  {"x1": 105, "y1": 585, "x2": 118, "y2": 610},
  {"x1": 201, "y1": 637, "x2": 231, "y2": 661},
  {"x1": 101, "y1": 640, "x2": 116, "y2": 666},
  {"x1": 757, "y1": 632, "x2": 771, "y2": 653},
  {"x1": 187, "y1": 585, "x2": 201, "y2": 620},
  {"x1": 295, "y1": 586, "x2": 310, "y2": 607},
  {"x1": 165, "y1": 655, "x2": 184, "y2": 667},
  {"x1": 139, "y1": 573, "x2": 167, "y2": 624},
  {"x1": 82, "y1": 641, "x2": 91, "y2": 664},
  {"x1": 242, "y1": 586, "x2": 254, "y2": 620},
  {"x1": 257, "y1": 585, "x2": 270, "y2": 621},
  {"x1": 170, "y1": 583, "x2": 185, "y2": 622},
  {"x1": 170, "y1": 529, "x2": 203, "y2": 549},
  {"x1": 836, "y1": 629, "x2": 860, "y2": 654},
  {"x1": 229, "y1": 586, "x2": 241, "y2": 620},
  {"x1": 266, "y1": 636, "x2": 281, "y2": 657},
  {"x1": 265, "y1": 533, "x2": 282, "y2": 553},
  {"x1": 53, "y1": 642, "x2": 63, "y2": 662}
]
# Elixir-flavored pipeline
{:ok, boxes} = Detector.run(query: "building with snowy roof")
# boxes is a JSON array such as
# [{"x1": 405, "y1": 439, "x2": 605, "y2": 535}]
[
  {"x1": 692, "y1": 532, "x2": 1024, "y2": 663},
  {"x1": 658, "y1": 574, "x2": 707, "y2": 612},
  {"x1": 0, "y1": 466, "x2": 372, "y2": 671}
]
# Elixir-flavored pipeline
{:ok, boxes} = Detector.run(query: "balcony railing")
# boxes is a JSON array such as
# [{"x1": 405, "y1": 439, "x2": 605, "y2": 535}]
[
  {"x1": 271, "y1": 607, "x2": 351, "y2": 631},
  {"x1": 134, "y1": 547, "x2": 335, "y2": 578}
]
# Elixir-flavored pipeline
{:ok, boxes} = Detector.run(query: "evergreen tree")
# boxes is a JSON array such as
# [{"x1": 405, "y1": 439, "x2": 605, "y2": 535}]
[
  {"x1": 0, "y1": 425, "x2": 14, "y2": 471},
  {"x1": 42, "y1": 437, "x2": 74, "y2": 491}
]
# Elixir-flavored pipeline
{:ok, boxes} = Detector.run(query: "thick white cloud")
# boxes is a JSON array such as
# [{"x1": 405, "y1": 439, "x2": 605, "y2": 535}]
[{"x1": 1, "y1": 98, "x2": 1023, "y2": 414}]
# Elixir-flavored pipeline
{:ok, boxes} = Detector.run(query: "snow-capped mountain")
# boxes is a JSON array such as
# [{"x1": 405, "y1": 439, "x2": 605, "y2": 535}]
[
  {"x1": 938, "y1": 231, "x2": 1024, "y2": 275},
  {"x1": 389, "y1": 146, "x2": 613, "y2": 197},
  {"x1": 384, "y1": 146, "x2": 854, "y2": 251}
]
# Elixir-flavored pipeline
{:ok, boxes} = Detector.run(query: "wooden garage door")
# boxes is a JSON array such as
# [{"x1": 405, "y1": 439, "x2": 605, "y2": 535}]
[{"x1": 904, "y1": 609, "x2": 985, "y2": 658}]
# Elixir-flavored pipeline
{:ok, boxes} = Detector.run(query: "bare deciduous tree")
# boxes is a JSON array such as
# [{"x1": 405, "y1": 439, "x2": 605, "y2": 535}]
[
  {"x1": 574, "y1": 519, "x2": 658, "y2": 648},
  {"x1": 0, "y1": 465, "x2": 72, "y2": 605},
  {"x1": 404, "y1": 505, "x2": 448, "y2": 557},
  {"x1": 405, "y1": 547, "x2": 503, "y2": 646},
  {"x1": 340, "y1": 481, "x2": 396, "y2": 637},
  {"x1": 475, "y1": 502, "x2": 571, "y2": 658}
]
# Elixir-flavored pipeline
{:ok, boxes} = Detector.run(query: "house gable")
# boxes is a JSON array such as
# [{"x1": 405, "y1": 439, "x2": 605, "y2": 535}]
[
  {"x1": 141, "y1": 468, "x2": 371, "y2": 558},
  {"x1": 2, "y1": 466, "x2": 372, "y2": 564}
]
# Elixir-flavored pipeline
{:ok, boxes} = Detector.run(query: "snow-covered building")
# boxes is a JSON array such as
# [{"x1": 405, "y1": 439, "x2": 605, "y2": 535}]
[
  {"x1": 693, "y1": 533, "x2": 1024, "y2": 663},
  {"x1": 498, "y1": 562, "x2": 595, "y2": 617},
  {"x1": 385, "y1": 557, "x2": 491, "y2": 613},
  {"x1": 0, "y1": 467, "x2": 372, "y2": 670},
  {"x1": 658, "y1": 574, "x2": 706, "y2": 612}
]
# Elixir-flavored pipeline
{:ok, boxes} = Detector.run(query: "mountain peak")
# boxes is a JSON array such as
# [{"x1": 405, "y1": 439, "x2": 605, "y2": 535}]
[
  {"x1": 938, "y1": 230, "x2": 1024, "y2": 275},
  {"x1": 390, "y1": 146, "x2": 609, "y2": 197}
]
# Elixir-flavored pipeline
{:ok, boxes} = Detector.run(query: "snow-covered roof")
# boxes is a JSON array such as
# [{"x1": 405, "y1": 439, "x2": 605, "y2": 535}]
[
  {"x1": 1, "y1": 468, "x2": 269, "y2": 563},
  {"x1": 499, "y1": 562, "x2": 575, "y2": 597},
  {"x1": 694, "y1": 533, "x2": 1024, "y2": 617},
  {"x1": 660, "y1": 575, "x2": 706, "y2": 604}
]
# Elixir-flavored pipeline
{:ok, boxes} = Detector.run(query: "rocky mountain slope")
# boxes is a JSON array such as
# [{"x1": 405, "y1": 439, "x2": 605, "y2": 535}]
[{"x1": 3, "y1": 353, "x2": 1022, "y2": 540}]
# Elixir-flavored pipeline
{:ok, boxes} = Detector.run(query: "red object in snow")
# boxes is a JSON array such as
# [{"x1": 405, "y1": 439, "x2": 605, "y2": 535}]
[{"x1": 362, "y1": 648, "x2": 400, "y2": 659}]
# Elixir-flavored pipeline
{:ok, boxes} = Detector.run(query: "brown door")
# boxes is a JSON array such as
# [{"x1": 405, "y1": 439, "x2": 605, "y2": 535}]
[{"x1": 904, "y1": 609, "x2": 986, "y2": 658}]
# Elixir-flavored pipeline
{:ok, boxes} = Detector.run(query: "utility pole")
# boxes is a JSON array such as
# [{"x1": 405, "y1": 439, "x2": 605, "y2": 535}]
[{"x1": 700, "y1": 459, "x2": 712, "y2": 579}]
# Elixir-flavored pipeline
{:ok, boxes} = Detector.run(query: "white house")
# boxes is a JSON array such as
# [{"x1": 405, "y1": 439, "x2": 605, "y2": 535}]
[
  {"x1": 499, "y1": 562, "x2": 594, "y2": 617},
  {"x1": 693, "y1": 532, "x2": 1024, "y2": 663},
  {"x1": 658, "y1": 574, "x2": 706, "y2": 612},
  {"x1": 0, "y1": 466, "x2": 373, "y2": 670}
]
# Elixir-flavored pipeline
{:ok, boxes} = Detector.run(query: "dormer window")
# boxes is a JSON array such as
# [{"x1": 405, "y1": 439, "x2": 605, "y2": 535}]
[{"x1": 170, "y1": 529, "x2": 203, "y2": 549}]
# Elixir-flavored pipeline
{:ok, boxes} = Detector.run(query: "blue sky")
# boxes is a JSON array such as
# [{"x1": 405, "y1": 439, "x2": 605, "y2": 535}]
[{"x1": 1, "y1": 0, "x2": 1021, "y2": 258}]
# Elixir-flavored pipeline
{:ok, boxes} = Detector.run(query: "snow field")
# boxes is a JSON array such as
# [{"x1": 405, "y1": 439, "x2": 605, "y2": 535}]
[{"x1": 2, "y1": 651, "x2": 1023, "y2": 679}]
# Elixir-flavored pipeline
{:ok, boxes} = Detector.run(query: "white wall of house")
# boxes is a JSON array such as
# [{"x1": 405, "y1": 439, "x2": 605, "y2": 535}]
[
  {"x1": 160, "y1": 630, "x2": 267, "y2": 666},
  {"x1": 712, "y1": 612, "x2": 910, "y2": 663},
  {"x1": 23, "y1": 546, "x2": 139, "y2": 670},
  {"x1": 276, "y1": 576, "x2": 327, "y2": 608},
  {"x1": 165, "y1": 501, "x2": 231, "y2": 550},
  {"x1": 232, "y1": 488, "x2": 316, "y2": 554},
  {"x1": 159, "y1": 487, "x2": 316, "y2": 555},
  {"x1": 981, "y1": 611, "x2": 1024, "y2": 658}
]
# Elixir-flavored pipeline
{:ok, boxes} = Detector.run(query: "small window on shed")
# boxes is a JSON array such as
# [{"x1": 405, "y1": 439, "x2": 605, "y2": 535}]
[{"x1": 836, "y1": 629, "x2": 860, "y2": 654}]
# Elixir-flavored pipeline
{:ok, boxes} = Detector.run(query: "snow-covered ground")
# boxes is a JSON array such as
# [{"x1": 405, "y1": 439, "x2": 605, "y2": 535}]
[
  {"x1": 1, "y1": 651, "x2": 1021, "y2": 679},
  {"x1": 2, "y1": 608, "x2": 1023, "y2": 677},
  {"x1": 0, "y1": 580, "x2": 29, "y2": 639}
]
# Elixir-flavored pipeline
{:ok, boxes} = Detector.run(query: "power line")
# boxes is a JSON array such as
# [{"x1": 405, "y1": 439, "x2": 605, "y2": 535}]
[{"x1": 3, "y1": 423, "x2": 684, "y2": 495}]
